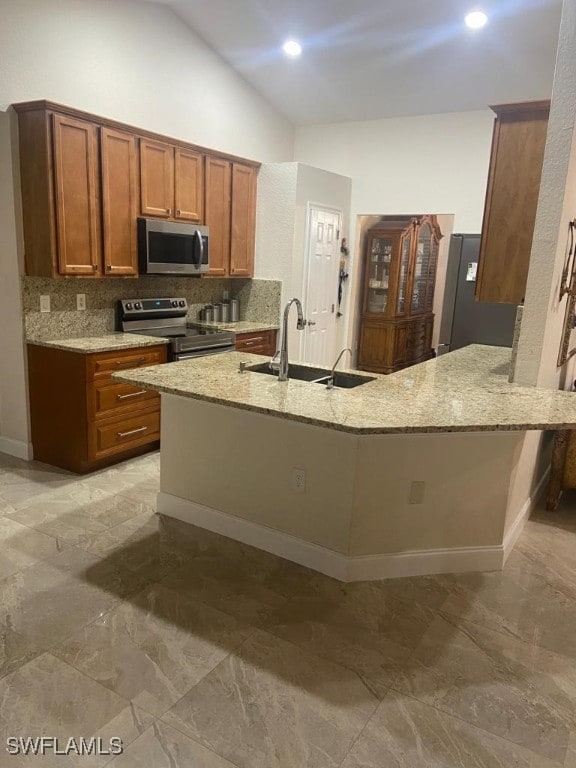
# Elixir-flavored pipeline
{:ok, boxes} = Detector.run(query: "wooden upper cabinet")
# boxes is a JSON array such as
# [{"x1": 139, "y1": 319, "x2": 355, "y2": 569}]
[
  {"x1": 14, "y1": 100, "x2": 258, "y2": 279},
  {"x1": 52, "y1": 114, "x2": 101, "y2": 276},
  {"x1": 101, "y1": 127, "x2": 138, "y2": 276},
  {"x1": 230, "y1": 163, "x2": 257, "y2": 277},
  {"x1": 205, "y1": 156, "x2": 231, "y2": 277},
  {"x1": 476, "y1": 101, "x2": 550, "y2": 304},
  {"x1": 140, "y1": 139, "x2": 174, "y2": 218},
  {"x1": 174, "y1": 148, "x2": 204, "y2": 221}
]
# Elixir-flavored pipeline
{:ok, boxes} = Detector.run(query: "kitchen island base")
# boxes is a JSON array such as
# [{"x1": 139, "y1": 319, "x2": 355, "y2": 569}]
[{"x1": 157, "y1": 394, "x2": 546, "y2": 581}]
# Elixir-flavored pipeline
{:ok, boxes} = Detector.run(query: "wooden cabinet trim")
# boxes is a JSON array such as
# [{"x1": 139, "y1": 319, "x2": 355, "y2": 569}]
[{"x1": 13, "y1": 100, "x2": 261, "y2": 168}]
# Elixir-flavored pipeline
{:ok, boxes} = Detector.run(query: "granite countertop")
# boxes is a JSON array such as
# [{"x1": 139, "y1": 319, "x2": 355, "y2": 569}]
[
  {"x1": 26, "y1": 333, "x2": 171, "y2": 354},
  {"x1": 113, "y1": 344, "x2": 576, "y2": 435},
  {"x1": 194, "y1": 321, "x2": 280, "y2": 335}
]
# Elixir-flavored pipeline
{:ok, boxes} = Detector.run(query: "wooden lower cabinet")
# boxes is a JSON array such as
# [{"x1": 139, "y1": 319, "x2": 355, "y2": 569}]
[
  {"x1": 358, "y1": 316, "x2": 433, "y2": 374},
  {"x1": 235, "y1": 330, "x2": 277, "y2": 356},
  {"x1": 27, "y1": 344, "x2": 166, "y2": 473}
]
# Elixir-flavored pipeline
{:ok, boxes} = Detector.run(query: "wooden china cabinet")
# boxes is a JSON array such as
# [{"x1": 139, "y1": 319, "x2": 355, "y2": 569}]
[{"x1": 357, "y1": 215, "x2": 442, "y2": 374}]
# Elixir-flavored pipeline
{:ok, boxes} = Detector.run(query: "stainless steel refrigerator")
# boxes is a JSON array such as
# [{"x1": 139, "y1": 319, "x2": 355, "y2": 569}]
[{"x1": 439, "y1": 234, "x2": 518, "y2": 352}]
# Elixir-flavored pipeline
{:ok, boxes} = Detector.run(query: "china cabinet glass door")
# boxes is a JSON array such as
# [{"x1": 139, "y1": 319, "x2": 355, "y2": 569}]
[
  {"x1": 366, "y1": 235, "x2": 393, "y2": 314},
  {"x1": 411, "y1": 222, "x2": 432, "y2": 313},
  {"x1": 425, "y1": 236, "x2": 439, "y2": 310},
  {"x1": 396, "y1": 231, "x2": 412, "y2": 314}
]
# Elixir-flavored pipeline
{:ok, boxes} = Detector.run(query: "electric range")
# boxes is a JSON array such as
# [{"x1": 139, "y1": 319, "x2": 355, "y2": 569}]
[{"x1": 118, "y1": 298, "x2": 235, "y2": 361}]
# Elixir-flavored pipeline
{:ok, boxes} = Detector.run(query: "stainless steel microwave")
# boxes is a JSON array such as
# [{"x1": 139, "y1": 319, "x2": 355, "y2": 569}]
[{"x1": 137, "y1": 218, "x2": 209, "y2": 275}]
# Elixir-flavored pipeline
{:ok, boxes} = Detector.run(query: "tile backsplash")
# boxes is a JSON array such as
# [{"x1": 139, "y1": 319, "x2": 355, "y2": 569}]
[{"x1": 23, "y1": 277, "x2": 281, "y2": 339}]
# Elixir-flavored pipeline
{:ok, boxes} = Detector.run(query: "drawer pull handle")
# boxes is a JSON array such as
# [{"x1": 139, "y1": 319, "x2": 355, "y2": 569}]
[
  {"x1": 117, "y1": 390, "x2": 147, "y2": 400},
  {"x1": 117, "y1": 426, "x2": 148, "y2": 438},
  {"x1": 243, "y1": 338, "x2": 264, "y2": 346},
  {"x1": 113, "y1": 358, "x2": 147, "y2": 369}
]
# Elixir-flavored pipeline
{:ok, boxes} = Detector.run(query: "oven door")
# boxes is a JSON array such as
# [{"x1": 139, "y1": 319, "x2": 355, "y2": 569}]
[
  {"x1": 173, "y1": 345, "x2": 234, "y2": 362},
  {"x1": 138, "y1": 219, "x2": 209, "y2": 275}
]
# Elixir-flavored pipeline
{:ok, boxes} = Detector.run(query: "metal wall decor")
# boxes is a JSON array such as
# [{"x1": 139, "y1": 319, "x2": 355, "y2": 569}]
[{"x1": 557, "y1": 218, "x2": 576, "y2": 366}]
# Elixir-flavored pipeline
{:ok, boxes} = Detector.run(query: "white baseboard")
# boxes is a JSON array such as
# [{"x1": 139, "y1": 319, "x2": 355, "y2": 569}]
[
  {"x1": 158, "y1": 492, "x2": 505, "y2": 582},
  {"x1": 0, "y1": 436, "x2": 33, "y2": 461},
  {"x1": 502, "y1": 467, "x2": 550, "y2": 562}
]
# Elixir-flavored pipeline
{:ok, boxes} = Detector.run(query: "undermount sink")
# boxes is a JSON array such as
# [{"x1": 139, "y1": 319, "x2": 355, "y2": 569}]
[{"x1": 246, "y1": 362, "x2": 376, "y2": 389}]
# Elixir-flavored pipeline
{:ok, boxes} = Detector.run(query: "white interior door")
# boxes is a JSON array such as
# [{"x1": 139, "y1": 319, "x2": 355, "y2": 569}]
[{"x1": 301, "y1": 206, "x2": 341, "y2": 366}]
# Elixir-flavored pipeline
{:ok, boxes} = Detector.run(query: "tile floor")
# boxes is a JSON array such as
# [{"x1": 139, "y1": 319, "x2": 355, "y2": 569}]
[{"x1": 1, "y1": 449, "x2": 576, "y2": 767}]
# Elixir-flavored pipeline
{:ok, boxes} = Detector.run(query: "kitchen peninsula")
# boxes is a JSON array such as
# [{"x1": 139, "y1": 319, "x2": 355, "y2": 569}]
[{"x1": 115, "y1": 345, "x2": 576, "y2": 581}]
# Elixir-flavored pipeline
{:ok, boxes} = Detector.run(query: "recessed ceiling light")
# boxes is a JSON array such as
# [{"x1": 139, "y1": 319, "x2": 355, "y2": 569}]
[
  {"x1": 465, "y1": 10, "x2": 488, "y2": 29},
  {"x1": 282, "y1": 39, "x2": 302, "y2": 57}
]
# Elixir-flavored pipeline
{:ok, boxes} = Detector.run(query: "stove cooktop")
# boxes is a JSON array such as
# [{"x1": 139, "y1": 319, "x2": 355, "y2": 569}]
[{"x1": 119, "y1": 297, "x2": 234, "y2": 355}]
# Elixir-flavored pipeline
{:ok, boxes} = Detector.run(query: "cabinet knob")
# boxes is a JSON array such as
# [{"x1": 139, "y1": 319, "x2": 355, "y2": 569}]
[
  {"x1": 92, "y1": 264, "x2": 98, "y2": 271},
  {"x1": 176, "y1": 209, "x2": 181, "y2": 216},
  {"x1": 167, "y1": 208, "x2": 172, "y2": 216}
]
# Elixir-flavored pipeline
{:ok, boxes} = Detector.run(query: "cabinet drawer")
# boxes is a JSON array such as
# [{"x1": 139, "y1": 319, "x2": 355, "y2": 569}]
[
  {"x1": 90, "y1": 408, "x2": 160, "y2": 459},
  {"x1": 87, "y1": 345, "x2": 166, "y2": 380},
  {"x1": 235, "y1": 330, "x2": 277, "y2": 356},
  {"x1": 90, "y1": 381, "x2": 158, "y2": 420}
]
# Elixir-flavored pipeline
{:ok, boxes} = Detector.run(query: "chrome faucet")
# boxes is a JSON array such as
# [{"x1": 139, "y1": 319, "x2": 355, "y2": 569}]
[
  {"x1": 326, "y1": 348, "x2": 353, "y2": 389},
  {"x1": 272, "y1": 298, "x2": 306, "y2": 381}
]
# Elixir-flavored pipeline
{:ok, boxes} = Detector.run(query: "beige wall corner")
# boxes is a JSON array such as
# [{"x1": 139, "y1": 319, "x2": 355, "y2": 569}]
[
  {"x1": 0, "y1": 110, "x2": 31, "y2": 457},
  {"x1": 514, "y1": 0, "x2": 576, "y2": 389}
]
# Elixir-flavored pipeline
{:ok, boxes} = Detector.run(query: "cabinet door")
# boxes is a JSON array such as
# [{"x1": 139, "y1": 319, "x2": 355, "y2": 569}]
[
  {"x1": 52, "y1": 114, "x2": 101, "y2": 275},
  {"x1": 174, "y1": 148, "x2": 203, "y2": 222},
  {"x1": 230, "y1": 163, "x2": 256, "y2": 277},
  {"x1": 140, "y1": 139, "x2": 174, "y2": 217},
  {"x1": 364, "y1": 235, "x2": 394, "y2": 316},
  {"x1": 101, "y1": 127, "x2": 138, "y2": 276},
  {"x1": 410, "y1": 222, "x2": 432, "y2": 314},
  {"x1": 395, "y1": 231, "x2": 413, "y2": 316},
  {"x1": 205, "y1": 156, "x2": 231, "y2": 277},
  {"x1": 476, "y1": 102, "x2": 549, "y2": 303}
]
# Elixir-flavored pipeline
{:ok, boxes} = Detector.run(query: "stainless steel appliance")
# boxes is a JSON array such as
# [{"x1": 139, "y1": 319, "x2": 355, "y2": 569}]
[
  {"x1": 439, "y1": 234, "x2": 518, "y2": 353},
  {"x1": 118, "y1": 298, "x2": 234, "y2": 361},
  {"x1": 138, "y1": 218, "x2": 209, "y2": 275}
]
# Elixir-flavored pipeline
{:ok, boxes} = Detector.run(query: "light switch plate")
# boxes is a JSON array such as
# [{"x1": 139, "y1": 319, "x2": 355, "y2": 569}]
[
  {"x1": 409, "y1": 480, "x2": 425, "y2": 504},
  {"x1": 76, "y1": 294, "x2": 86, "y2": 311},
  {"x1": 40, "y1": 295, "x2": 51, "y2": 313}
]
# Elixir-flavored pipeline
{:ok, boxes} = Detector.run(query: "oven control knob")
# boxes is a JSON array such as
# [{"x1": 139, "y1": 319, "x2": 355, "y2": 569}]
[
  {"x1": 134, "y1": 302, "x2": 142, "y2": 310},
  {"x1": 178, "y1": 300, "x2": 186, "y2": 307},
  {"x1": 171, "y1": 300, "x2": 178, "y2": 307},
  {"x1": 125, "y1": 302, "x2": 133, "y2": 311}
]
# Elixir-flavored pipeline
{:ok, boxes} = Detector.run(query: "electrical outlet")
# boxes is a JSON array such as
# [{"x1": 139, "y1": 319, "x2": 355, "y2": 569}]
[
  {"x1": 39, "y1": 295, "x2": 51, "y2": 313},
  {"x1": 409, "y1": 481, "x2": 425, "y2": 505},
  {"x1": 292, "y1": 468, "x2": 306, "y2": 494},
  {"x1": 76, "y1": 294, "x2": 86, "y2": 311}
]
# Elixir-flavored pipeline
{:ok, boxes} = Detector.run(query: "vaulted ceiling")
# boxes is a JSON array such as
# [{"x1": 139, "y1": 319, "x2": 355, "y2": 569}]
[{"x1": 145, "y1": 0, "x2": 562, "y2": 125}]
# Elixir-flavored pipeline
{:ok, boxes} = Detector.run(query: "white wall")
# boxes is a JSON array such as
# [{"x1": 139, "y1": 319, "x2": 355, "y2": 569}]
[
  {"x1": 254, "y1": 163, "x2": 299, "y2": 308},
  {"x1": 254, "y1": 162, "x2": 352, "y2": 359},
  {"x1": 294, "y1": 110, "x2": 494, "y2": 350},
  {"x1": 514, "y1": 0, "x2": 576, "y2": 389},
  {"x1": 0, "y1": 111, "x2": 31, "y2": 458},
  {"x1": 0, "y1": 0, "x2": 294, "y2": 163},
  {"x1": 294, "y1": 110, "x2": 494, "y2": 233}
]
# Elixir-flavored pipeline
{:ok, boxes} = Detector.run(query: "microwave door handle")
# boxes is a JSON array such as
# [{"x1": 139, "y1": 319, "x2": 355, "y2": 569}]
[{"x1": 195, "y1": 230, "x2": 203, "y2": 268}]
